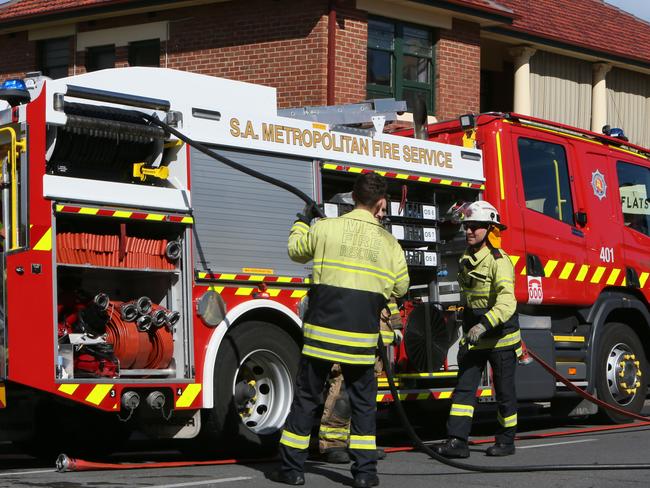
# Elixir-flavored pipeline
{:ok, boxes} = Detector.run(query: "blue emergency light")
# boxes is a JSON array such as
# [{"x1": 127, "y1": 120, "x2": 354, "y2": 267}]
[{"x1": 0, "y1": 78, "x2": 31, "y2": 106}]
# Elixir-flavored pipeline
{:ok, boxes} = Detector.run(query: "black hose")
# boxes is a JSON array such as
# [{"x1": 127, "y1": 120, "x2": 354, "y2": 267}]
[
  {"x1": 142, "y1": 111, "x2": 650, "y2": 471},
  {"x1": 141, "y1": 114, "x2": 324, "y2": 218},
  {"x1": 376, "y1": 341, "x2": 650, "y2": 471}
]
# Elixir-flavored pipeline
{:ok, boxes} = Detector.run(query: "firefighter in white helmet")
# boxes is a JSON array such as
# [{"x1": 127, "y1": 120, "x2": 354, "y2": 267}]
[{"x1": 433, "y1": 200, "x2": 520, "y2": 458}]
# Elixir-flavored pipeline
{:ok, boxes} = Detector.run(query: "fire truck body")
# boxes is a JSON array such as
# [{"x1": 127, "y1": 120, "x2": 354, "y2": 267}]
[
  {"x1": 424, "y1": 114, "x2": 650, "y2": 420},
  {"x1": 0, "y1": 67, "x2": 486, "y2": 453}
]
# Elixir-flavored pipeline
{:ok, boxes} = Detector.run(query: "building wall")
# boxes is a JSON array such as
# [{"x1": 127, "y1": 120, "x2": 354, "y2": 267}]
[
  {"x1": 607, "y1": 68, "x2": 650, "y2": 148},
  {"x1": 0, "y1": 31, "x2": 37, "y2": 80},
  {"x1": 435, "y1": 19, "x2": 481, "y2": 121},
  {"x1": 530, "y1": 50, "x2": 592, "y2": 130}
]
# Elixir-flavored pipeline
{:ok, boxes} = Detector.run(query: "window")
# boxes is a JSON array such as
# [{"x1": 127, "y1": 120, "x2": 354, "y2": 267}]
[
  {"x1": 617, "y1": 161, "x2": 650, "y2": 236},
  {"x1": 367, "y1": 18, "x2": 435, "y2": 113},
  {"x1": 38, "y1": 37, "x2": 71, "y2": 79},
  {"x1": 518, "y1": 138, "x2": 575, "y2": 225},
  {"x1": 128, "y1": 39, "x2": 160, "y2": 67},
  {"x1": 86, "y1": 44, "x2": 115, "y2": 72}
]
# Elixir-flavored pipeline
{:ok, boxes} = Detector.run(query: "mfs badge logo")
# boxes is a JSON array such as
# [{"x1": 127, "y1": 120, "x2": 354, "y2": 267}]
[
  {"x1": 591, "y1": 170, "x2": 607, "y2": 200},
  {"x1": 527, "y1": 276, "x2": 543, "y2": 304}
]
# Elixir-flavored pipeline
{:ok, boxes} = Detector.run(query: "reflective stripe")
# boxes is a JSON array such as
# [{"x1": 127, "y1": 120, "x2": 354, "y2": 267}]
[
  {"x1": 450, "y1": 403, "x2": 474, "y2": 417},
  {"x1": 304, "y1": 323, "x2": 379, "y2": 348},
  {"x1": 485, "y1": 310, "x2": 497, "y2": 327},
  {"x1": 317, "y1": 258, "x2": 397, "y2": 280},
  {"x1": 381, "y1": 330, "x2": 395, "y2": 345},
  {"x1": 495, "y1": 278, "x2": 513, "y2": 287},
  {"x1": 395, "y1": 267, "x2": 409, "y2": 282},
  {"x1": 497, "y1": 412, "x2": 517, "y2": 428},
  {"x1": 302, "y1": 344, "x2": 375, "y2": 365},
  {"x1": 293, "y1": 221, "x2": 309, "y2": 232},
  {"x1": 349, "y1": 435, "x2": 376, "y2": 450},
  {"x1": 280, "y1": 430, "x2": 310, "y2": 450},
  {"x1": 470, "y1": 329, "x2": 521, "y2": 350},
  {"x1": 319, "y1": 426, "x2": 349, "y2": 440},
  {"x1": 388, "y1": 302, "x2": 399, "y2": 313}
]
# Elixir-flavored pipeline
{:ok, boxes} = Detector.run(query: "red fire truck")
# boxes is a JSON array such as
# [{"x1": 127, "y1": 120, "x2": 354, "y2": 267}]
[{"x1": 0, "y1": 67, "x2": 646, "y2": 458}]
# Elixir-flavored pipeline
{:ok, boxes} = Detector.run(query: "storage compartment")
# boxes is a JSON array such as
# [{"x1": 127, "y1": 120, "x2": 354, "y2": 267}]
[
  {"x1": 54, "y1": 212, "x2": 191, "y2": 380},
  {"x1": 515, "y1": 315, "x2": 556, "y2": 400}
]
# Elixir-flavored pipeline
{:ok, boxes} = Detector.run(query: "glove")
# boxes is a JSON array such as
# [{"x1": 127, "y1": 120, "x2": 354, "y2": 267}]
[
  {"x1": 466, "y1": 323, "x2": 487, "y2": 345},
  {"x1": 296, "y1": 202, "x2": 320, "y2": 224},
  {"x1": 393, "y1": 329, "x2": 403, "y2": 346}
]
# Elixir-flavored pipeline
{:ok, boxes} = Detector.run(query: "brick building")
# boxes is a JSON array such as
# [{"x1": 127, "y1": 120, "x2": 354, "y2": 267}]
[{"x1": 1, "y1": 0, "x2": 650, "y2": 145}]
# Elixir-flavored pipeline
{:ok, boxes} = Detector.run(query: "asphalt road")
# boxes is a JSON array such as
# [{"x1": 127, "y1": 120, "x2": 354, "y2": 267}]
[{"x1": 1, "y1": 402, "x2": 650, "y2": 488}]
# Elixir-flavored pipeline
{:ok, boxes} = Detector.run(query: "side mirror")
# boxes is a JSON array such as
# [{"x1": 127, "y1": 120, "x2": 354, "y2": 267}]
[{"x1": 575, "y1": 211, "x2": 587, "y2": 227}]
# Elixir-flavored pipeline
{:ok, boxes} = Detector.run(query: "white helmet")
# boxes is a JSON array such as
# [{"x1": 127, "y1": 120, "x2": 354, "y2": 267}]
[{"x1": 456, "y1": 201, "x2": 506, "y2": 230}]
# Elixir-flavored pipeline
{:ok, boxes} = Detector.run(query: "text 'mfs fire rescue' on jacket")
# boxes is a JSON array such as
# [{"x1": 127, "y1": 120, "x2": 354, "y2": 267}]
[
  {"x1": 288, "y1": 208, "x2": 409, "y2": 365},
  {"x1": 458, "y1": 244, "x2": 521, "y2": 355}
]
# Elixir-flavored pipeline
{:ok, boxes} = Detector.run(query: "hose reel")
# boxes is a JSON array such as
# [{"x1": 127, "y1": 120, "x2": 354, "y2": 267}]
[{"x1": 403, "y1": 303, "x2": 458, "y2": 372}]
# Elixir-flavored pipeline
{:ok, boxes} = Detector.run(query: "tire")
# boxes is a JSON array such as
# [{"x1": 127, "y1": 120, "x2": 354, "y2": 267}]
[
  {"x1": 595, "y1": 322, "x2": 647, "y2": 423},
  {"x1": 198, "y1": 321, "x2": 300, "y2": 456}
]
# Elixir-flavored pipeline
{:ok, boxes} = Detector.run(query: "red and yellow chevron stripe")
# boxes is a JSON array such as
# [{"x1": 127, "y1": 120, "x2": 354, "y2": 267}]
[
  {"x1": 0, "y1": 383, "x2": 6, "y2": 409},
  {"x1": 377, "y1": 387, "x2": 492, "y2": 403},
  {"x1": 55, "y1": 204, "x2": 193, "y2": 224},
  {"x1": 197, "y1": 272, "x2": 306, "y2": 283},
  {"x1": 323, "y1": 163, "x2": 485, "y2": 190},
  {"x1": 208, "y1": 284, "x2": 308, "y2": 300},
  {"x1": 508, "y1": 255, "x2": 649, "y2": 289}
]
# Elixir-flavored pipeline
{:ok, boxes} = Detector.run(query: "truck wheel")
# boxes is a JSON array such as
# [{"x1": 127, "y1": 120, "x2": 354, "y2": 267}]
[
  {"x1": 200, "y1": 321, "x2": 300, "y2": 455},
  {"x1": 595, "y1": 322, "x2": 647, "y2": 423}
]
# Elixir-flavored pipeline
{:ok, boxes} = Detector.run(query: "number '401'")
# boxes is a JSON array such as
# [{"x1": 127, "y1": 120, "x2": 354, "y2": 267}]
[{"x1": 600, "y1": 247, "x2": 614, "y2": 263}]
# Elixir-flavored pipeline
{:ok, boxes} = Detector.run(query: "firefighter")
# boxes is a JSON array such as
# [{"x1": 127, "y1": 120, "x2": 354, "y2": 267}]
[
  {"x1": 433, "y1": 200, "x2": 520, "y2": 458},
  {"x1": 318, "y1": 299, "x2": 401, "y2": 464},
  {"x1": 270, "y1": 173, "x2": 409, "y2": 488}
]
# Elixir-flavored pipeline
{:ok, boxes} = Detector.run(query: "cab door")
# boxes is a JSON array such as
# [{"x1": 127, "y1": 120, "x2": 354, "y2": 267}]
[
  {"x1": 509, "y1": 128, "x2": 587, "y2": 306},
  {"x1": 570, "y1": 149, "x2": 624, "y2": 302},
  {"x1": 613, "y1": 159, "x2": 650, "y2": 298}
]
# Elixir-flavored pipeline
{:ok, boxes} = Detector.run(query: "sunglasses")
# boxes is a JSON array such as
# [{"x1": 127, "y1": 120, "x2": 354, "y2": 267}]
[{"x1": 463, "y1": 223, "x2": 489, "y2": 231}]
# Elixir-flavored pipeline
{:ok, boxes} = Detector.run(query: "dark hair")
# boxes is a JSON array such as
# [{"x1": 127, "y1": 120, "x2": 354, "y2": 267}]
[{"x1": 352, "y1": 173, "x2": 388, "y2": 207}]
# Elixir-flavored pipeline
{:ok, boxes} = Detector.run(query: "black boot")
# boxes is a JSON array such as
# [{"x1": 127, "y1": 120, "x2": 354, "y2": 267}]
[
  {"x1": 486, "y1": 443, "x2": 515, "y2": 456},
  {"x1": 269, "y1": 470, "x2": 305, "y2": 485},
  {"x1": 322, "y1": 449, "x2": 350, "y2": 464},
  {"x1": 432, "y1": 437, "x2": 470, "y2": 458},
  {"x1": 353, "y1": 473, "x2": 379, "y2": 488}
]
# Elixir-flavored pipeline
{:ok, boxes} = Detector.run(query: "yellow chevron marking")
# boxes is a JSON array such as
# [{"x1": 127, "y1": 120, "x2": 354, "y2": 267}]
[
  {"x1": 349, "y1": 167, "x2": 363, "y2": 173},
  {"x1": 291, "y1": 290, "x2": 308, "y2": 298},
  {"x1": 176, "y1": 384, "x2": 202, "y2": 408},
  {"x1": 520, "y1": 265, "x2": 527, "y2": 275},
  {"x1": 208, "y1": 286, "x2": 225, "y2": 293},
  {"x1": 268, "y1": 289, "x2": 281, "y2": 297},
  {"x1": 33, "y1": 227, "x2": 52, "y2": 251},
  {"x1": 440, "y1": 179, "x2": 452, "y2": 185},
  {"x1": 219, "y1": 274, "x2": 236, "y2": 280},
  {"x1": 85, "y1": 384, "x2": 113, "y2": 405},
  {"x1": 78, "y1": 207, "x2": 99, "y2": 215},
  {"x1": 145, "y1": 213, "x2": 165, "y2": 221},
  {"x1": 622, "y1": 277, "x2": 627, "y2": 286},
  {"x1": 276, "y1": 277, "x2": 292, "y2": 283},
  {"x1": 235, "y1": 287, "x2": 254, "y2": 296},
  {"x1": 0, "y1": 383, "x2": 5, "y2": 407},
  {"x1": 576, "y1": 265, "x2": 590, "y2": 282},
  {"x1": 590, "y1": 266, "x2": 606, "y2": 284},
  {"x1": 419, "y1": 177, "x2": 432, "y2": 183},
  {"x1": 323, "y1": 163, "x2": 337, "y2": 170},
  {"x1": 554, "y1": 335, "x2": 585, "y2": 343},
  {"x1": 417, "y1": 393, "x2": 429, "y2": 400},
  {"x1": 396, "y1": 174, "x2": 409, "y2": 180},
  {"x1": 113, "y1": 210, "x2": 133, "y2": 218},
  {"x1": 375, "y1": 171, "x2": 387, "y2": 176},
  {"x1": 640, "y1": 272, "x2": 649, "y2": 288},
  {"x1": 438, "y1": 391, "x2": 452, "y2": 399},
  {"x1": 198, "y1": 272, "x2": 208, "y2": 279},
  {"x1": 606, "y1": 268, "x2": 621, "y2": 285},
  {"x1": 509, "y1": 255, "x2": 520, "y2": 267},
  {"x1": 544, "y1": 260, "x2": 559, "y2": 277},
  {"x1": 181, "y1": 216, "x2": 194, "y2": 224},
  {"x1": 559, "y1": 262, "x2": 575, "y2": 280},
  {"x1": 480, "y1": 389, "x2": 493, "y2": 397},
  {"x1": 249, "y1": 276, "x2": 266, "y2": 281},
  {"x1": 56, "y1": 204, "x2": 64, "y2": 212},
  {"x1": 58, "y1": 384, "x2": 80, "y2": 395}
]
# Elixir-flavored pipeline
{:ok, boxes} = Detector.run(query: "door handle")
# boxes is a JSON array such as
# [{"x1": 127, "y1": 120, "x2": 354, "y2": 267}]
[{"x1": 526, "y1": 254, "x2": 545, "y2": 277}]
